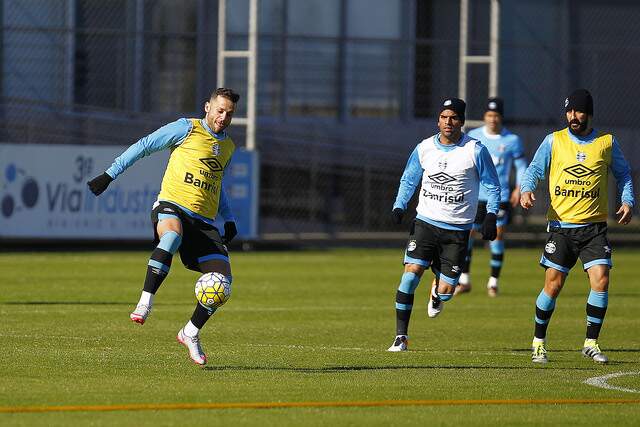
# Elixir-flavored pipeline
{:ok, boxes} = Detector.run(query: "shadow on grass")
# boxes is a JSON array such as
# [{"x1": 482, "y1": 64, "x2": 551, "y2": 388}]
[
  {"x1": 511, "y1": 348, "x2": 640, "y2": 353},
  {"x1": 0, "y1": 301, "x2": 132, "y2": 305},
  {"x1": 203, "y1": 365, "x2": 594, "y2": 373}
]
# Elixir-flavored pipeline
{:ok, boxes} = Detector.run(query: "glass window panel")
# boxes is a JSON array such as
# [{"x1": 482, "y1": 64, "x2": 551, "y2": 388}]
[
  {"x1": 286, "y1": 40, "x2": 338, "y2": 117},
  {"x1": 345, "y1": 41, "x2": 403, "y2": 118},
  {"x1": 287, "y1": 0, "x2": 340, "y2": 37},
  {"x1": 347, "y1": 0, "x2": 401, "y2": 39}
]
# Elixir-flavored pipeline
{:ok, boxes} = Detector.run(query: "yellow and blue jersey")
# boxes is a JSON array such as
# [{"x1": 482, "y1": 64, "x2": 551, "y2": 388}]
[
  {"x1": 105, "y1": 118, "x2": 235, "y2": 224},
  {"x1": 467, "y1": 126, "x2": 527, "y2": 202},
  {"x1": 521, "y1": 128, "x2": 634, "y2": 226}
]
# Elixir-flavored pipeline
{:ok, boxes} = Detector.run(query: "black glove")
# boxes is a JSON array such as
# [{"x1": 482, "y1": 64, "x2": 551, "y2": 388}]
[
  {"x1": 391, "y1": 208, "x2": 404, "y2": 225},
  {"x1": 223, "y1": 221, "x2": 238, "y2": 245},
  {"x1": 481, "y1": 212, "x2": 498, "y2": 241},
  {"x1": 87, "y1": 172, "x2": 113, "y2": 196}
]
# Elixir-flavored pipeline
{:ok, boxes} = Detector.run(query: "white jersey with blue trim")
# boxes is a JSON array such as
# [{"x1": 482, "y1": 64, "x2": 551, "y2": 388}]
[
  {"x1": 393, "y1": 133, "x2": 501, "y2": 230},
  {"x1": 416, "y1": 135, "x2": 480, "y2": 225}
]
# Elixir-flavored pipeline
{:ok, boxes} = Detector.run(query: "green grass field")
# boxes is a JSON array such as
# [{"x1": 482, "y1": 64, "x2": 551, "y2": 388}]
[{"x1": 1, "y1": 247, "x2": 639, "y2": 426}]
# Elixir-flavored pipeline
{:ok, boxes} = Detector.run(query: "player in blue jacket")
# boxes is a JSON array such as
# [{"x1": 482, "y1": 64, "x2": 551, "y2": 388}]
[{"x1": 458, "y1": 98, "x2": 528, "y2": 296}]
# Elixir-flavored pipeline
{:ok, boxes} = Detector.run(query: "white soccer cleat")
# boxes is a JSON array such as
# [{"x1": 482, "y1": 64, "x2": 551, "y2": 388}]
[
  {"x1": 427, "y1": 285, "x2": 444, "y2": 318},
  {"x1": 531, "y1": 340, "x2": 548, "y2": 364},
  {"x1": 455, "y1": 273, "x2": 471, "y2": 295},
  {"x1": 130, "y1": 304, "x2": 151, "y2": 325},
  {"x1": 177, "y1": 328, "x2": 207, "y2": 366},
  {"x1": 582, "y1": 339, "x2": 609, "y2": 364},
  {"x1": 487, "y1": 277, "x2": 499, "y2": 297},
  {"x1": 387, "y1": 335, "x2": 408, "y2": 352}
]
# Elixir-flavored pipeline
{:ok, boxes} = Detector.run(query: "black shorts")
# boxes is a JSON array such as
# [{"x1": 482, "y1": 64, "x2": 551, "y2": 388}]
[
  {"x1": 151, "y1": 201, "x2": 229, "y2": 272},
  {"x1": 539, "y1": 222, "x2": 612, "y2": 274},
  {"x1": 404, "y1": 219, "x2": 470, "y2": 285},
  {"x1": 473, "y1": 201, "x2": 511, "y2": 228}
]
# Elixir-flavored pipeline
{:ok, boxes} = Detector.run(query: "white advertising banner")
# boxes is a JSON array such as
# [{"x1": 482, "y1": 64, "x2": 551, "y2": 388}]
[{"x1": 0, "y1": 143, "x2": 168, "y2": 239}]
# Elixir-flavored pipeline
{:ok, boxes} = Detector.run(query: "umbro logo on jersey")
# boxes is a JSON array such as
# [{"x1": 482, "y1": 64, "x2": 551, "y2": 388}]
[
  {"x1": 200, "y1": 157, "x2": 223, "y2": 172},
  {"x1": 428, "y1": 172, "x2": 456, "y2": 185},
  {"x1": 563, "y1": 163, "x2": 596, "y2": 179}
]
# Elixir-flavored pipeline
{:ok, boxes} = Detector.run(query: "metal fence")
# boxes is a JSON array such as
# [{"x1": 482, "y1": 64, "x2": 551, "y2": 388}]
[{"x1": 2, "y1": 0, "x2": 639, "y2": 238}]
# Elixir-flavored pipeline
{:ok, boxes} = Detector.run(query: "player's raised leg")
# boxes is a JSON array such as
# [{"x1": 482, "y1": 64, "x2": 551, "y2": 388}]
[
  {"x1": 389, "y1": 265, "x2": 424, "y2": 352},
  {"x1": 582, "y1": 264, "x2": 610, "y2": 363},
  {"x1": 178, "y1": 258, "x2": 232, "y2": 366},
  {"x1": 131, "y1": 212, "x2": 183, "y2": 324}
]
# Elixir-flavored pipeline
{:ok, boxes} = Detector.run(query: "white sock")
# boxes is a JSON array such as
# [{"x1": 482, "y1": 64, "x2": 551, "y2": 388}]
[
  {"x1": 459, "y1": 273, "x2": 470, "y2": 285},
  {"x1": 183, "y1": 320, "x2": 200, "y2": 337},
  {"x1": 138, "y1": 291, "x2": 154, "y2": 307},
  {"x1": 533, "y1": 337, "x2": 545, "y2": 344},
  {"x1": 487, "y1": 276, "x2": 498, "y2": 288}
]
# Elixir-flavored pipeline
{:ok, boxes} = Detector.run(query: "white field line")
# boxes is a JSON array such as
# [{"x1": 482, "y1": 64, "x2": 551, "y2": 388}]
[{"x1": 584, "y1": 371, "x2": 640, "y2": 393}]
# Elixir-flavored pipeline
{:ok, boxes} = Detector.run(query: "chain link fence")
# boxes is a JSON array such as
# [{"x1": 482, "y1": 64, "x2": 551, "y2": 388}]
[{"x1": 2, "y1": 0, "x2": 639, "y2": 238}]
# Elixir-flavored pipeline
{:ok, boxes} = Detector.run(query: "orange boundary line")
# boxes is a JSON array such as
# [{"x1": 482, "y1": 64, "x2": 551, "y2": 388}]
[{"x1": 1, "y1": 398, "x2": 640, "y2": 414}]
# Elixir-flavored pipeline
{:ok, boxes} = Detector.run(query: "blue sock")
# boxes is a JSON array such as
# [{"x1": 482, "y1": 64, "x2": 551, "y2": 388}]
[
  {"x1": 489, "y1": 240, "x2": 505, "y2": 278},
  {"x1": 586, "y1": 290, "x2": 608, "y2": 340},
  {"x1": 534, "y1": 290, "x2": 556, "y2": 339},
  {"x1": 395, "y1": 272, "x2": 421, "y2": 335},
  {"x1": 144, "y1": 231, "x2": 182, "y2": 294}
]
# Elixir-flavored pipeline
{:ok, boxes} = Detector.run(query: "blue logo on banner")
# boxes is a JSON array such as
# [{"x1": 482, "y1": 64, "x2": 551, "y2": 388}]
[{"x1": 2, "y1": 163, "x2": 40, "y2": 218}]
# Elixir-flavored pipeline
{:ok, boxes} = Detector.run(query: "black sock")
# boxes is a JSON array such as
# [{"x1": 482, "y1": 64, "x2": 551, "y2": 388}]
[
  {"x1": 490, "y1": 253, "x2": 503, "y2": 278},
  {"x1": 586, "y1": 303, "x2": 607, "y2": 340},
  {"x1": 143, "y1": 247, "x2": 173, "y2": 294},
  {"x1": 395, "y1": 290, "x2": 414, "y2": 336},
  {"x1": 191, "y1": 303, "x2": 215, "y2": 329}
]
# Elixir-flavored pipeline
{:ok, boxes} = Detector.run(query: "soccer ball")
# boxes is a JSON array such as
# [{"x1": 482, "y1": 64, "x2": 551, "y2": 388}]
[{"x1": 195, "y1": 272, "x2": 231, "y2": 308}]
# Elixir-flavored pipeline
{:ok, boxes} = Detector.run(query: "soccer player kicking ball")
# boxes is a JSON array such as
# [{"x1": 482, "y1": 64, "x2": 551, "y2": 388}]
[
  {"x1": 520, "y1": 89, "x2": 634, "y2": 364},
  {"x1": 388, "y1": 98, "x2": 501, "y2": 352},
  {"x1": 459, "y1": 98, "x2": 528, "y2": 296},
  {"x1": 87, "y1": 88, "x2": 241, "y2": 366}
]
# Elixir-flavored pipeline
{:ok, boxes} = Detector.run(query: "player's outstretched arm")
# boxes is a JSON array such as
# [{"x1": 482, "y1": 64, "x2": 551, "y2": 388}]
[
  {"x1": 87, "y1": 120, "x2": 191, "y2": 197},
  {"x1": 87, "y1": 172, "x2": 114, "y2": 196},
  {"x1": 616, "y1": 203, "x2": 633, "y2": 225}
]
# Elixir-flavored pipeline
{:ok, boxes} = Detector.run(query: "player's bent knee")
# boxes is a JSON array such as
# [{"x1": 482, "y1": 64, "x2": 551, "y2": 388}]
[{"x1": 158, "y1": 230, "x2": 182, "y2": 254}]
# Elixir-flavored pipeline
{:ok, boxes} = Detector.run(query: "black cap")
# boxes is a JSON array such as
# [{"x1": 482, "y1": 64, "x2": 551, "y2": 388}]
[
  {"x1": 486, "y1": 97, "x2": 504, "y2": 116},
  {"x1": 565, "y1": 89, "x2": 593, "y2": 115},
  {"x1": 439, "y1": 97, "x2": 466, "y2": 123}
]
